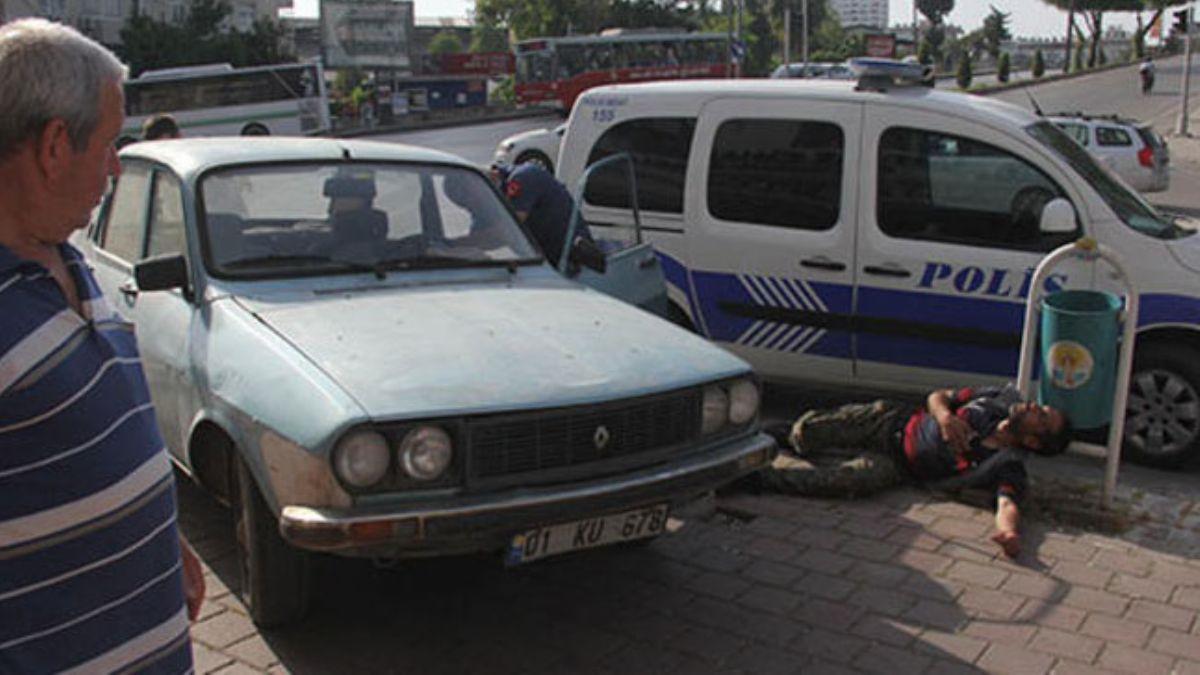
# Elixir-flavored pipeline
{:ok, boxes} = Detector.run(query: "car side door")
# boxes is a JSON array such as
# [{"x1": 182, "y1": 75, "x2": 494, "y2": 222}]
[
  {"x1": 683, "y1": 97, "x2": 862, "y2": 385},
  {"x1": 854, "y1": 106, "x2": 1083, "y2": 391}
]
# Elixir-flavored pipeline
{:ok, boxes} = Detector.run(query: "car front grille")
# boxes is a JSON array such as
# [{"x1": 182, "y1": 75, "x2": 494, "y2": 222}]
[{"x1": 466, "y1": 388, "x2": 702, "y2": 486}]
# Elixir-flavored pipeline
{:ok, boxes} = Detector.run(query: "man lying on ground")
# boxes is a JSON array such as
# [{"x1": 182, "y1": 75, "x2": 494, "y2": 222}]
[{"x1": 762, "y1": 384, "x2": 1072, "y2": 558}]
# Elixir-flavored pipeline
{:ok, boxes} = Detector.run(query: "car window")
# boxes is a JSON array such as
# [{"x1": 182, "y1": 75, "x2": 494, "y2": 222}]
[
  {"x1": 1095, "y1": 126, "x2": 1133, "y2": 146},
  {"x1": 100, "y1": 163, "x2": 151, "y2": 261},
  {"x1": 199, "y1": 163, "x2": 538, "y2": 279},
  {"x1": 878, "y1": 127, "x2": 1075, "y2": 251},
  {"x1": 708, "y1": 119, "x2": 844, "y2": 231},
  {"x1": 147, "y1": 171, "x2": 187, "y2": 258},
  {"x1": 583, "y1": 117, "x2": 696, "y2": 214},
  {"x1": 1055, "y1": 122, "x2": 1090, "y2": 146}
]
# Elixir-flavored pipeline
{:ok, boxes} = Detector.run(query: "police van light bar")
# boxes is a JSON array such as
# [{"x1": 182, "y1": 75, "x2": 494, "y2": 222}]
[{"x1": 849, "y1": 57, "x2": 934, "y2": 91}]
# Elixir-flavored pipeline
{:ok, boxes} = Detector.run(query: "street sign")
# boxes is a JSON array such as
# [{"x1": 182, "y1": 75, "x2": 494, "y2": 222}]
[
  {"x1": 864, "y1": 34, "x2": 897, "y2": 59},
  {"x1": 320, "y1": 0, "x2": 414, "y2": 70},
  {"x1": 730, "y1": 39, "x2": 746, "y2": 62}
]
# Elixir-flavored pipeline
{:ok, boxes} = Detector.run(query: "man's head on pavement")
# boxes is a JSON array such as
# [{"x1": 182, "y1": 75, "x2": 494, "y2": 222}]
[
  {"x1": 1007, "y1": 401, "x2": 1071, "y2": 456},
  {"x1": 0, "y1": 19, "x2": 127, "y2": 245}
]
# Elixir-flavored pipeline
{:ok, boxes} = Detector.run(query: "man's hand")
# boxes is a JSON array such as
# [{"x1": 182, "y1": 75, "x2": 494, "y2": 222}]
[
  {"x1": 180, "y1": 536, "x2": 205, "y2": 621},
  {"x1": 937, "y1": 414, "x2": 975, "y2": 454}
]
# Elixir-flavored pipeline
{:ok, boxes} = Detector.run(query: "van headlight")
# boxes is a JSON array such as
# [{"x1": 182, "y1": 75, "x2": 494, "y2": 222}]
[
  {"x1": 702, "y1": 385, "x2": 730, "y2": 435},
  {"x1": 728, "y1": 378, "x2": 761, "y2": 425},
  {"x1": 333, "y1": 430, "x2": 390, "y2": 488},
  {"x1": 398, "y1": 426, "x2": 453, "y2": 481}
]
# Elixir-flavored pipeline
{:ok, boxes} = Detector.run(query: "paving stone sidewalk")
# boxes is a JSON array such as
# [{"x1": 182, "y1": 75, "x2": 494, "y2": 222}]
[{"x1": 176, "y1": 453, "x2": 1200, "y2": 674}]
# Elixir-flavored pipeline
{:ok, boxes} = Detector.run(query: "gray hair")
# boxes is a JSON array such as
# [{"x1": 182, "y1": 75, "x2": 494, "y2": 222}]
[{"x1": 0, "y1": 18, "x2": 128, "y2": 159}]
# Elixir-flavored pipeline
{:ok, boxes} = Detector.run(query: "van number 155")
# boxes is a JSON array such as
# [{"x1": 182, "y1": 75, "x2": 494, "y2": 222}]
[{"x1": 593, "y1": 108, "x2": 616, "y2": 123}]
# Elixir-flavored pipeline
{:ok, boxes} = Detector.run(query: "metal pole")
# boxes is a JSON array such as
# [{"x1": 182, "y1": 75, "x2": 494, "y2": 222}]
[
  {"x1": 784, "y1": 3, "x2": 791, "y2": 68},
  {"x1": 1180, "y1": 6, "x2": 1194, "y2": 136},
  {"x1": 1065, "y1": 0, "x2": 1076, "y2": 71},
  {"x1": 736, "y1": 0, "x2": 744, "y2": 77},
  {"x1": 801, "y1": 0, "x2": 809, "y2": 65}
]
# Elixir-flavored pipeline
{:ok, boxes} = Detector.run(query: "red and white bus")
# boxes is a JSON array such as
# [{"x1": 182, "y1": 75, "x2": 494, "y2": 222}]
[{"x1": 515, "y1": 30, "x2": 732, "y2": 113}]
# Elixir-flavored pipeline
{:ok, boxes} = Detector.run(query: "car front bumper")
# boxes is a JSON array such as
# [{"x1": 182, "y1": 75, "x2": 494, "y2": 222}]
[{"x1": 279, "y1": 432, "x2": 775, "y2": 557}]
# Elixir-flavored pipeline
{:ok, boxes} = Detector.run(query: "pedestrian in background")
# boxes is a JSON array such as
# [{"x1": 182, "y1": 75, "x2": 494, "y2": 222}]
[
  {"x1": 142, "y1": 112, "x2": 182, "y2": 140},
  {"x1": 0, "y1": 18, "x2": 203, "y2": 672}
]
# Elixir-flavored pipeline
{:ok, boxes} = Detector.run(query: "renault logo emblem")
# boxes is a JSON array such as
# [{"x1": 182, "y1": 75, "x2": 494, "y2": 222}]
[{"x1": 593, "y1": 425, "x2": 611, "y2": 451}]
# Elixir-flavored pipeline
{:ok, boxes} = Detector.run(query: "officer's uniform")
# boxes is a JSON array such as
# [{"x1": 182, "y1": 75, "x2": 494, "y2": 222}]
[{"x1": 503, "y1": 163, "x2": 592, "y2": 267}]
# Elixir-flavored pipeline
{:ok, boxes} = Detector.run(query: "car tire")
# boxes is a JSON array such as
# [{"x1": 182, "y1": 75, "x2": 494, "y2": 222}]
[
  {"x1": 241, "y1": 123, "x2": 270, "y2": 136},
  {"x1": 1123, "y1": 341, "x2": 1200, "y2": 469},
  {"x1": 515, "y1": 150, "x2": 554, "y2": 174},
  {"x1": 234, "y1": 457, "x2": 311, "y2": 627}
]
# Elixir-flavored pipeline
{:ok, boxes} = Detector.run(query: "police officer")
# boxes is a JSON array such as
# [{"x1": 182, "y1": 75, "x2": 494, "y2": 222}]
[{"x1": 491, "y1": 161, "x2": 593, "y2": 267}]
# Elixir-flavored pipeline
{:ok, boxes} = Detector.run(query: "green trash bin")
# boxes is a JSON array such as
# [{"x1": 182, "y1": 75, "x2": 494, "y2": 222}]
[{"x1": 1039, "y1": 290, "x2": 1123, "y2": 430}]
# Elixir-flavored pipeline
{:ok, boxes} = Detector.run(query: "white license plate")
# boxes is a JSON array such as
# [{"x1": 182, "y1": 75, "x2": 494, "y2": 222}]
[{"x1": 506, "y1": 504, "x2": 669, "y2": 565}]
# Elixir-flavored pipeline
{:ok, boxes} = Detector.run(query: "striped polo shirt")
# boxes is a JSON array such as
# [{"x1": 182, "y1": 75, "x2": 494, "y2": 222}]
[{"x1": 0, "y1": 242, "x2": 192, "y2": 673}]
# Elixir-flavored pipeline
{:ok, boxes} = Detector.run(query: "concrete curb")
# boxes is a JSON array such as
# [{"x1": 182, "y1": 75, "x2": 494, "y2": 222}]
[
  {"x1": 970, "y1": 60, "x2": 1134, "y2": 96},
  {"x1": 331, "y1": 106, "x2": 554, "y2": 139}
]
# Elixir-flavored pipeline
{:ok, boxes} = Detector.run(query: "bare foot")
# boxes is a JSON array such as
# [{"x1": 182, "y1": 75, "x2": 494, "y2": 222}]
[{"x1": 991, "y1": 530, "x2": 1021, "y2": 558}]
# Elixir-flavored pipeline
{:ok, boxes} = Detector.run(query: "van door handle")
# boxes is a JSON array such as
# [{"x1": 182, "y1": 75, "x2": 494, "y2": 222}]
[
  {"x1": 800, "y1": 258, "x2": 846, "y2": 272},
  {"x1": 863, "y1": 265, "x2": 912, "y2": 278},
  {"x1": 638, "y1": 255, "x2": 659, "y2": 269}
]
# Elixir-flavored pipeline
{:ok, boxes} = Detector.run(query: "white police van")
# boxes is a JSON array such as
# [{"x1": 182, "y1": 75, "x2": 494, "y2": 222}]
[{"x1": 557, "y1": 67, "x2": 1200, "y2": 468}]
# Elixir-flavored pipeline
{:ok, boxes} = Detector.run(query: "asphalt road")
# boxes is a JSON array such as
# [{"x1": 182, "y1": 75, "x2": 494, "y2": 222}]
[{"x1": 375, "y1": 114, "x2": 562, "y2": 168}]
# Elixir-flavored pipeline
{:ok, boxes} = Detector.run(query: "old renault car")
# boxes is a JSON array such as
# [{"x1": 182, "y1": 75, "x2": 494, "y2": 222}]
[{"x1": 78, "y1": 138, "x2": 772, "y2": 626}]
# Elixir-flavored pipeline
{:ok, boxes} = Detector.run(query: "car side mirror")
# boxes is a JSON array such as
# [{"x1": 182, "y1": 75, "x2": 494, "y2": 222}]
[
  {"x1": 135, "y1": 253, "x2": 191, "y2": 298},
  {"x1": 1039, "y1": 198, "x2": 1076, "y2": 234},
  {"x1": 569, "y1": 236, "x2": 607, "y2": 275}
]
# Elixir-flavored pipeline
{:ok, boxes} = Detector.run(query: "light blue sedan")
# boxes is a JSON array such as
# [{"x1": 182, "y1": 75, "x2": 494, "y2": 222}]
[{"x1": 78, "y1": 138, "x2": 774, "y2": 626}]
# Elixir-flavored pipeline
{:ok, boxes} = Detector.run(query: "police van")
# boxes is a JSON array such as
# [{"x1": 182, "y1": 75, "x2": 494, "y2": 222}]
[{"x1": 557, "y1": 69, "x2": 1200, "y2": 468}]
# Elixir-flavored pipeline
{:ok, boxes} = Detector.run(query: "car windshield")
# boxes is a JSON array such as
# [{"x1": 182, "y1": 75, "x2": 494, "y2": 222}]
[
  {"x1": 200, "y1": 162, "x2": 540, "y2": 278},
  {"x1": 1026, "y1": 121, "x2": 1190, "y2": 240}
]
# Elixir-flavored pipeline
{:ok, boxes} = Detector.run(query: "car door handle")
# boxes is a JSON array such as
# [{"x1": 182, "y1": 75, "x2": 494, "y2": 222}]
[
  {"x1": 800, "y1": 257, "x2": 846, "y2": 272},
  {"x1": 638, "y1": 255, "x2": 659, "y2": 269},
  {"x1": 863, "y1": 265, "x2": 912, "y2": 278},
  {"x1": 118, "y1": 282, "x2": 139, "y2": 299}
]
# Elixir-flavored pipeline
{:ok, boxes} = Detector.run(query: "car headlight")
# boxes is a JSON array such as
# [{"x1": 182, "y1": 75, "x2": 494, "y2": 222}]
[
  {"x1": 702, "y1": 385, "x2": 730, "y2": 435},
  {"x1": 333, "y1": 430, "x2": 390, "y2": 488},
  {"x1": 728, "y1": 378, "x2": 760, "y2": 425},
  {"x1": 398, "y1": 426, "x2": 453, "y2": 481}
]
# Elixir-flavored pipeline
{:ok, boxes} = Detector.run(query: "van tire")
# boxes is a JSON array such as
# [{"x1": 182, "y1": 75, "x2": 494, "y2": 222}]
[
  {"x1": 234, "y1": 457, "x2": 311, "y2": 626},
  {"x1": 515, "y1": 150, "x2": 554, "y2": 174},
  {"x1": 241, "y1": 123, "x2": 270, "y2": 136},
  {"x1": 1123, "y1": 341, "x2": 1200, "y2": 469}
]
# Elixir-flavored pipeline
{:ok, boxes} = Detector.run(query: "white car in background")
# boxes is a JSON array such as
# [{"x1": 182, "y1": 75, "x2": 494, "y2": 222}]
[
  {"x1": 1049, "y1": 113, "x2": 1170, "y2": 193},
  {"x1": 493, "y1": 123, "x2": 566, "y2": 173}
]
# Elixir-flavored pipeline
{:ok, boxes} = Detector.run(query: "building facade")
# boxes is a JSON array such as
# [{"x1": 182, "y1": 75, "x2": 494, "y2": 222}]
[
  {"x1": 1, "y1": 0, "x2": 285, "y2": 45},
  {"x1": 829, "y1": 0, "x2": 887, "y2": 30}
]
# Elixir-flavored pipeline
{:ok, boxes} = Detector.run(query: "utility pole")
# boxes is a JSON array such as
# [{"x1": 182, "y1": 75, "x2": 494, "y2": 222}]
[
  {"x1": 784, "y1": 3, "x2": 791, "y2": 67},
  {"x1": 801, "y1": 0, "x2": 809, "y2": 64},
  {"x1": 1181, "y1": 5, "x2": 1194, "y2": 137},
  {"x1": 736, "y1": 0, "x2": 744, "y2": 77}
]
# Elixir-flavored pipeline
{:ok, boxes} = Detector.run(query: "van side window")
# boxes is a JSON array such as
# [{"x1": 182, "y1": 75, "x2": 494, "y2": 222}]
[
  {"x1": 584, "y1": 117, "x2": 696, "y2": 214},
  {"x1": 1055, "y1": 122, "x2": 1090, "y2": 146},
  {"x1": 878, "y1": 127, "x2": 1076, "y2": 251},
  {"x1": 1096, "y1": 127, "x2": 1133, "y2": 146},
  {"x1": 707, "y1": 119, "x2": 843, "y2": 230}
]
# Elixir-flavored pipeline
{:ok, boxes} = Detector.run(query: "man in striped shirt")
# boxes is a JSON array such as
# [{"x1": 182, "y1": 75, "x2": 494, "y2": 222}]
[{"x1": 0, "y1": 19, "x2": 203, "y2": 672}]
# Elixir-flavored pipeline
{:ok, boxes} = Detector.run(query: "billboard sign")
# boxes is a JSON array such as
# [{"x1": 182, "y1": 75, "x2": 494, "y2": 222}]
[
  {"x1": 433, "y1": 52, "x2": 515, "y2": 76},
  {"x1": 321, "y1": 0, "x2": 414, "y2": 69},
  {"x1": 864, "y1": 33, "x2": 897, "y2": 58}
]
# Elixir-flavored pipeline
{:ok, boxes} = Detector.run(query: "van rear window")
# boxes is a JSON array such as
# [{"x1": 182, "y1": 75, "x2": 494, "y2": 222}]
[{"x1": 583, "y1": 117, "x2": 696, "y2": 214}]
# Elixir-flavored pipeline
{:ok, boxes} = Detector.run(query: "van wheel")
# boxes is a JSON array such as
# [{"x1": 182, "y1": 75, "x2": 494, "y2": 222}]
[
  {"x1": 241, "y1": 123, "x2": 270, "y2": 136},
  {"x1": 515, "y1": 150, "x2": 554, "y2": 174},
  {"x1": 1123, "y1": 342, "x2": 1200, "y2": 469},
  {"x1": 234, "y1": 458, "x2": 311, "y2": 626}
]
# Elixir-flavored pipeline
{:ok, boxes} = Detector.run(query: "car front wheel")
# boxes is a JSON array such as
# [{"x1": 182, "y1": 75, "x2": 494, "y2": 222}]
[
  {"x1": 1123, "y1": 341, "x2": 1200, "y2": 469},
  {"x1": 234, "y1": 457, "x2": 311, "y2": 627},
  {"x1": 515, "y1": 150, "x2": 554, "y2": 174}
]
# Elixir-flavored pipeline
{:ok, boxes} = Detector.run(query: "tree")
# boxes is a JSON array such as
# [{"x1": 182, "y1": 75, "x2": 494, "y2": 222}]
[
  {"x1": 917, "y1": 38, "x2": 934, "y2": 65},
  {"x1": 429, "y1": 30, "x2": 465, "y2": 55},
  {"x1": 1072, "y1": 39, "x2": 1086, "y2": 71},
  {"x1": 981, "y1": 5, "x2": 1012, "y2": 59},
  {"x1": 956, "y1": 52, "x2": 972, "y2": 89},
  {"x1": 470, "y1": 21, "x2": 509, "y2": 52},
  {"x1": 1032, "y1": 48, "x2": 1046, "y2": 77},
  {"x1": 916, "y1": 0, "x2": 954, "y2": 62},
  {"x1": 997, "y1": 51, "x2": 1011, "y2": 82},
  {"x1": 1040, "y1": 1, "x2": 1190, "y2": 70}
]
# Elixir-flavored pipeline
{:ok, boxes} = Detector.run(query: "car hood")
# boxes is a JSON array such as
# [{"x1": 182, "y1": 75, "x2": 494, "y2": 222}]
[{"x1": 234, "y1": 283, "x2": 747, "y2": 419}]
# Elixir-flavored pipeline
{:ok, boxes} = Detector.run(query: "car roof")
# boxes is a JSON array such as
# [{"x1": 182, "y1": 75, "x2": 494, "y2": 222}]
[
  {"x1": 1046, "y1": 112, "x2": 1144, "y2": 127},
  {"x1": 118, "y1": 137, "x2": 475, "y2": 179},
  {"x1": 576, "y1": 78, "x2": 1041, "y2": 130}
]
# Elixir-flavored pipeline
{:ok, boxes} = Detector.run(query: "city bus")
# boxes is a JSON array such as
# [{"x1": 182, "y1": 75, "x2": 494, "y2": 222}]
[
  {"x1": 121, "y1": 61, "x2": 331, "y2": 143},
  {"x1": 514, "y1": 30, "x2": 732, "y2": 113}
]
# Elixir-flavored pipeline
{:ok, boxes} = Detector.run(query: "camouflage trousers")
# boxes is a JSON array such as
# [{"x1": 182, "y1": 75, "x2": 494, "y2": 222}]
[{"x1": 760, "y1": 399, "x2": 912, "y2": 499}]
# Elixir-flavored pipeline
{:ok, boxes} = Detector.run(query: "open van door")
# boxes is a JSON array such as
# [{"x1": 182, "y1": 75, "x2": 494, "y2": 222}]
[{"x1": 562, "y1": 153, "x2": 670, "y2": 318}]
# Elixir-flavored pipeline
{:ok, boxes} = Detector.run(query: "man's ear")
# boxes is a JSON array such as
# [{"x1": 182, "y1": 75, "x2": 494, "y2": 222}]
[{"x1": 35, "y1": 119, "x2": 73, "y2": 181}]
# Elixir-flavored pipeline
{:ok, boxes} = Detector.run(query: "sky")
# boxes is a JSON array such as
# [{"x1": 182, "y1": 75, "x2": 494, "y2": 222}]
[{"x1": 285, "y1": 0, "x2": 1152, "y2": 39}]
